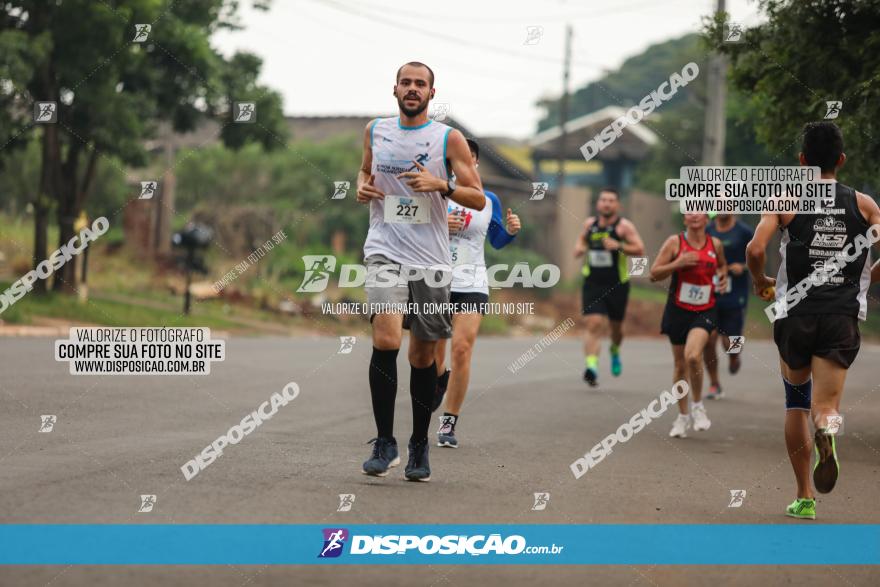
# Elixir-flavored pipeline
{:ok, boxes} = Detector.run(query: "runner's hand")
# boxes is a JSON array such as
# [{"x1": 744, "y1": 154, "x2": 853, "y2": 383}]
[
  {"x1": 448, "y1": 210, "x2": 465, "y2": 234},
  {"x1": 357, "y1": 175, "x2": 385, "y2": 203},
  {"x1": 505, "y1": 208, "x2": 521, "y2": 235},
  {"x1": 675, "y1": 251, "x2": 700, "y2": 268},
  {"x1": 753, "y1": 274, "x2": 776, "y2": 296},
  {"x1": 602, "y1": 237, "x2": 620, "y2": 251},
  {"x1": 397, "y1": 161, "x2": 446, "y2": 193},
  {"x1": 728, "y1": 262, "x2": 745, "y2": 276},
  {"x1": 716, "y1": 273, "x2": 729, "y2": 293}
]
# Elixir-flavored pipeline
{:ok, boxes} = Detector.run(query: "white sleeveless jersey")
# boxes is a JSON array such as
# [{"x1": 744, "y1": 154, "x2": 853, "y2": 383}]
[
  {"x1": 448, "y1": 195, "x2": 493, "y2": 294},
  {"x1": 363, "y1": 117, "x2": 453, "y2": 268}
]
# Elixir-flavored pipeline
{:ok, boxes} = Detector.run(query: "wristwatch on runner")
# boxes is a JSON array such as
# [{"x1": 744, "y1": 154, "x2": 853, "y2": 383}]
[{"x1": 443, "y1": 177, "x2": 456, "y2": 197}]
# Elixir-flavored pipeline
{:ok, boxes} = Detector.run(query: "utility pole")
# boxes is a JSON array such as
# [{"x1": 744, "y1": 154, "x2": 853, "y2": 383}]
[
  {"x1": 157, "y1": 139, "x2": 176, "y2": 256},
  {"x1": 702, "y1": 0, "x2": 727, "y2": 165},
  {"x1": 557, "y1": 24, "x2": 573, "y2": 189}
]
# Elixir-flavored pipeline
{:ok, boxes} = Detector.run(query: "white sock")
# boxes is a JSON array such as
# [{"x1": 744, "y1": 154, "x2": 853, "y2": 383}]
[{"x1": 693, "y1": 401, "x2": 704, "y2": 409}]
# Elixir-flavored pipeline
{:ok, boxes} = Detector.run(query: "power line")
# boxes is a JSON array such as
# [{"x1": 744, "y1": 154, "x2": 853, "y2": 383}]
[
  {"x1": 295, "y1": 2, "x2": 549, "y2": 83},
  {"x1": 308, "y1": 0, "x2": 607, "y2": 71},
  {"x1": 323, "y1": 0, "x2": 696, "y2": 25}
]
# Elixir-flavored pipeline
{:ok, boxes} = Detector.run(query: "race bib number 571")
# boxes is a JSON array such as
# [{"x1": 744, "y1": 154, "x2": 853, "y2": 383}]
[
  {"x1": 385, "y1": 195, "x2": 430, "y2": 225},
  {"x1": 678, "y1": 282, "x2": 711, "y2": 306}
]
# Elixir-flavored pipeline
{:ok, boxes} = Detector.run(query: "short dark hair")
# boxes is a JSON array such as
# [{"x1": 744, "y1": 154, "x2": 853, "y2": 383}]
[
  {"x1": 802, "y1": 122, "x2": 844, "y2": 172},
  {"x1": 466, "y1": 138, "x2": 479, "y2": 161},
  {"x1": 396, "y1": 62, "x2": 435, "y2": 87},
  {"x1": 598, "y1": 186, "x2": 620, "y2": 199}
]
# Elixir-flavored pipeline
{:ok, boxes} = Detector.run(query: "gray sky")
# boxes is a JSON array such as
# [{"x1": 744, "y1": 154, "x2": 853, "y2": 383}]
[{"x1": 213, "y1": 0, "x2": 765, "y2": 139}]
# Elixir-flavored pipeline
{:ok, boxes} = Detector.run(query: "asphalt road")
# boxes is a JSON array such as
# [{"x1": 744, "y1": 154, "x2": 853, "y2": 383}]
[{"x1": 1, "y1": 334, "x2": 879, "y2": 586}]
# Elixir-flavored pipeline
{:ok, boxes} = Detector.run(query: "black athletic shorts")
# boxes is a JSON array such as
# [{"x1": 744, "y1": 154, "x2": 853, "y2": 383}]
[
  {"x1": 661, "y1": 302, "x2": 718, "y2": 345},
  {"x1": 773, "y1": 313, "x2": 861, "y2": 369},
  {"x1": 450, "y1": 291, "x2": 490, "y2": 315},
  {"x1": 582, "y1": 280, "x2": 629, "y2": 321},
  {"x1": 716, "y1": 305, "x2": 746, "y2": 337}
]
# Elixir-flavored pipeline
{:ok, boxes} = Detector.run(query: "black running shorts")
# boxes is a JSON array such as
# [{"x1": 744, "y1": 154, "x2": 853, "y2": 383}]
[
  {"x1": 582, "y1": 280, "x2": 630, "y2": 321},
  {"x1": 715, "y1": 305, "x2": 746, "y2": 337},
  {"x1": 773, "y1": 313, "x2": 861, "y2": 369},
  {"x1": 450, "y1": 291, "x2": 490, "y2": 315},
  {"x1": 661, "y1": 302, "x2": 718, "y2": 345}
]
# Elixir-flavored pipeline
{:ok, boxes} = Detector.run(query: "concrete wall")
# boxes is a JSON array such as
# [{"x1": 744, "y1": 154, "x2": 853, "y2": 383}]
[
  {"x1": 536, "y1": 187, "x2": 677, "y2": 282},
  {"x1": 122, "y1": 196, "x2": 155, "y2": 255},
  {"x1": 556, "y1": 185, "x2": 591, "y2": 280},
  {"x1": 625, "y1": 189, "x2": 678, "y2": 263}
]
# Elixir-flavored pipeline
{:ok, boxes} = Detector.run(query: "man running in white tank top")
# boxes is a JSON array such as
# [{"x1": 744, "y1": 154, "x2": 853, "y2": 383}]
[{"x1": 356, "y1": 62, "x2": 485, "y2": 482}]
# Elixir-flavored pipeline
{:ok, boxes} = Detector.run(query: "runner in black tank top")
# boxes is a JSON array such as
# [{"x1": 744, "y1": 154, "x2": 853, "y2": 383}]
[
  {"x1": 574, "y1": 187, "x2": 646, "y2": 388},
  {"x1": 584, "y1": 218, "x2": 628, "y2": 283},
  {"x1": 776, "y1": 182, "x2": 871, "y2": 319},
  {"x1": 746, "y1": 121, "x2": 880, "y2": 520}
]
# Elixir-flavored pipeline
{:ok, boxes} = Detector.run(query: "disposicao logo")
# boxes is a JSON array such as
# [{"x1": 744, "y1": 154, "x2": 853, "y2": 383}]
[{"x1": 318, "y1": 528, "x2": 349, "y2": 558}]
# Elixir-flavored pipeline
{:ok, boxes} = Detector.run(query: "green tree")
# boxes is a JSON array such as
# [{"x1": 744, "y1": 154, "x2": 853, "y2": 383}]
[
  {"x1": 704, "y1": 0, "x2": 880, "y2": 190},
  {"x1": 0, "y1": 136, "x2": 128, "y2": 219},
  {"x1": 175, "y1": 137, "x2": 365, "y2": 250},
  {"x1": 635, "y1": 89, "x2": 773, "y2": 191},
  {"x1": 537, "y1": 35, "x2": 706, "y2": 133},
  {"x1": 536, "y1": 33, "x2": 775, "y2": 193},
  {"x1": 0, "y1": 0, "x2": 287, "y2": 293}
]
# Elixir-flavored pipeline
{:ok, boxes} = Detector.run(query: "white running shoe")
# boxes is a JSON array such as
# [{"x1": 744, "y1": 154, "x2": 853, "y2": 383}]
[
  {"x1": 692, "y1": 403, "x2": 711, "y2": 431},
  {"x1": 669, "y1": 414, "x2": 690, "y2": 438}
]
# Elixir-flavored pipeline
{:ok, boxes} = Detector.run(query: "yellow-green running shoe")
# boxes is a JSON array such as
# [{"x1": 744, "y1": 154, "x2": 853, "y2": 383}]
[
  {"x1": 785, "y1": 498, "x2": 816, "y2": 520},
  {"x1": 813, "y1": 429, "x2": 839, "y2": 494}
]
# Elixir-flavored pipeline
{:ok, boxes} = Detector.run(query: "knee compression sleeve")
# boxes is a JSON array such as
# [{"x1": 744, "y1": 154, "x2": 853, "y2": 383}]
[{"x1": 783, "y1": 376, "x2": 812, "y2": 411}]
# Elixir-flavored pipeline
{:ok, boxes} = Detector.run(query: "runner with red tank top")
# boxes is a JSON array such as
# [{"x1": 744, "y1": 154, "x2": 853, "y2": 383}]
[{"x1": 650, "y1": 213, "x2": 728, "y2": 438}]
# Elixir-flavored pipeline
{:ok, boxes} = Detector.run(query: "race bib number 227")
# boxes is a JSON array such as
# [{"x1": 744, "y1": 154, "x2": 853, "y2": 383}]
[{"x1": 385, "y1": 195, "x2": 430, "y2": 225}]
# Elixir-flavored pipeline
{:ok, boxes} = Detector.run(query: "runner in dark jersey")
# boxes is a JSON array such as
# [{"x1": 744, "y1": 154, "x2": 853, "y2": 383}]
[
  {"x1": 704, "y1": 214, "x2": 754, "y2": 398},
  {"x1": 746, "y1": 121, "x2": 880, "y2": 520},
  {"x1": 573, "y1": 187, "x2": 645, "y2": 387},
  {"x1": 650, "y1": 213, "x2": 728, "y2": 438}
]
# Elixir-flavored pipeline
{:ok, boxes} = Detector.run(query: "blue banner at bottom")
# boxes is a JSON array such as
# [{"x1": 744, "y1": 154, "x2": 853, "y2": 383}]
[{"x1": 0, "y1": 524, "x2": 877, "y2": 565}]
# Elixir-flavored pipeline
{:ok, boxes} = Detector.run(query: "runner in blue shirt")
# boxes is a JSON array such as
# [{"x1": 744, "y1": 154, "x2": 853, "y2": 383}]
[
  {"x1": 432, "y1": 139, "x2": 520, "y2": 448},
  {"x1": 704, "y1": 213, "x2": 754, "y2": 399}
]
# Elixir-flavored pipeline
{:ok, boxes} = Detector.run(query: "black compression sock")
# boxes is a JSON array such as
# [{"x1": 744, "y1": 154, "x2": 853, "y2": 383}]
[
  {"x1": 369, "y1": 347, "x2": 399, "y2": 439},
  {"x1": 442, "y1": 412, "x2": 458, "y2": 431},
  {"x1": 410, "y1": 362, "x2": 437, "y2": 444},
  {"x1": 437, "y1": 369, "x2": 451, "y2": 393}
]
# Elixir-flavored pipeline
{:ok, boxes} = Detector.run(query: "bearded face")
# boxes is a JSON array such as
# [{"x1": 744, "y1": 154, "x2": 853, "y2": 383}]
[{"x1": 394, "y1": 65, "x2": 433, "y2": 117}]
